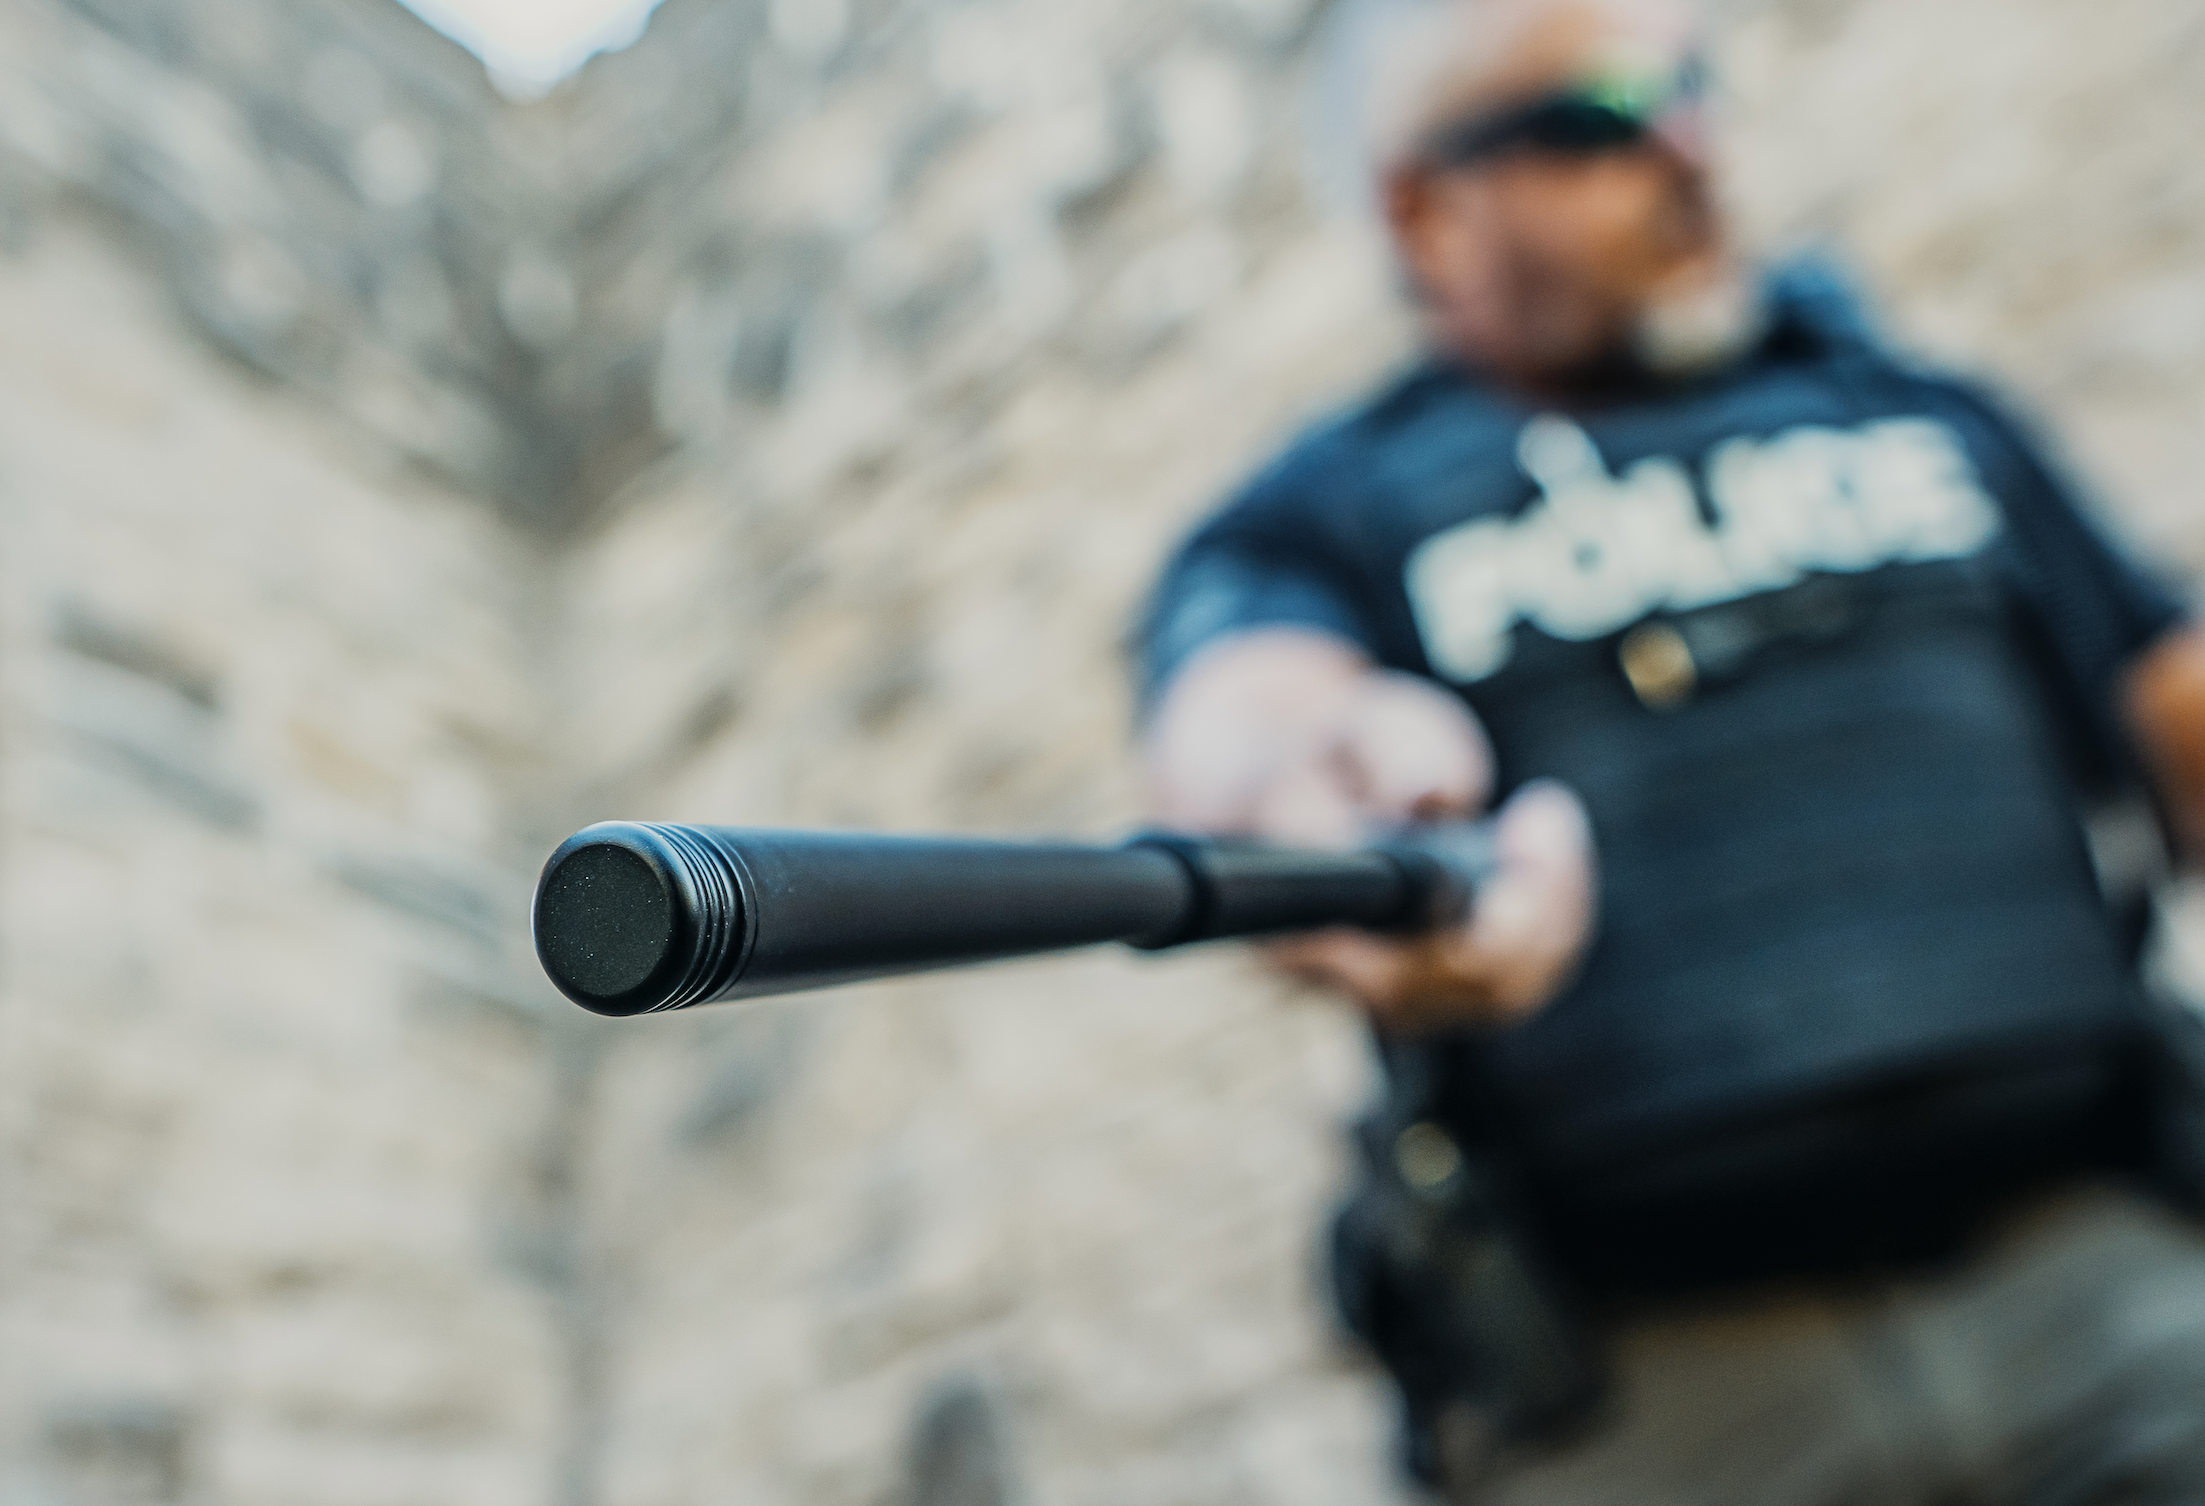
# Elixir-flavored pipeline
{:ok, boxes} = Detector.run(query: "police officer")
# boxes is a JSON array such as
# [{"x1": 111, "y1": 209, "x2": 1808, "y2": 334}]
[{"x1": 1138, "y1": 0, "x2": 2205, "y2": 1500}]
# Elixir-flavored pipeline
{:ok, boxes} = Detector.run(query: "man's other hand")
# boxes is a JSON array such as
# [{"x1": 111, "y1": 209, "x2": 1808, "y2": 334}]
[
  {"x1": 2127, "y1": 623, "x2": 2205, "y2": 862},
  {"x1": 1144, "y1": 628, "x2": 1597, "y2": 1030}
]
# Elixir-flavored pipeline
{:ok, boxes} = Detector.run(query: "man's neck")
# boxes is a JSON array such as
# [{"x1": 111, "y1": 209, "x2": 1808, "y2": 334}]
[{"x1": 1454, "y1": 344, "x2": 1679, "y2": 408}]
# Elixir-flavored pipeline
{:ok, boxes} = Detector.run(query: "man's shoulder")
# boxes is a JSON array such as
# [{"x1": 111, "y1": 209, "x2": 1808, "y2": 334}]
[{"x1": 1759, "y1": 254, "x2": 2001, "y2": 414}]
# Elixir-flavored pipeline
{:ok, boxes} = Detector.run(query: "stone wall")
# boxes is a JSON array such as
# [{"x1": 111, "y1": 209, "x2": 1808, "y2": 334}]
[
  {"x1": 1718, "y1": 0, "x2": 2205, "y2": 576},
  {"x1": 0, "y1": 219, "x2": 569, "y2": 1505},
  {"x1": 559, "y1": 4, "x2": 2205, "y2": 1501},
  {"x1": 3, "y1": 0, "x2": 2205, "y2": 1504}
]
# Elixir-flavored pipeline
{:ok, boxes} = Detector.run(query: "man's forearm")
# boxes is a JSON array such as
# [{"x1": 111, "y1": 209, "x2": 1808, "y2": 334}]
[{"x1": 2124, "y1": 624, "x2": 2205, "y2": 860}]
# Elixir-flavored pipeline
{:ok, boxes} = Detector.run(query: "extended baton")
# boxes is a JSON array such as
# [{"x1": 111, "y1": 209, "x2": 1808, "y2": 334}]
[{"x1": 531, "y1": 821, "x2": 1498, "y2": 1016}]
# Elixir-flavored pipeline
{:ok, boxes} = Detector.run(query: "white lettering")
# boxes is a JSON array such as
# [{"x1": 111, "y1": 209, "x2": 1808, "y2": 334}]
[{"x1": 1406, "y1": 417, "x2": 2002, "y2": 682}]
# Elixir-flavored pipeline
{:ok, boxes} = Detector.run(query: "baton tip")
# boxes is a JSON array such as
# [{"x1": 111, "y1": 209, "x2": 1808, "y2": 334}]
[{"x1": 534, "y1": 823, "x2": 684, "y2": 1016}]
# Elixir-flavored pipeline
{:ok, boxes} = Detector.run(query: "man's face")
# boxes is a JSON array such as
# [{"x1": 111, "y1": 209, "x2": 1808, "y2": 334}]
[{"x1": 1381, "y1": 0, "x2": 1729, "y2": 389}]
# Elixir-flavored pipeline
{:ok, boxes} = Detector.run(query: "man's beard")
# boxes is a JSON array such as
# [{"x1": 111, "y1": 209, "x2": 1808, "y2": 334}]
[{"x1": 1631, "y1": 262, "x2": 1767, "y2": 376}]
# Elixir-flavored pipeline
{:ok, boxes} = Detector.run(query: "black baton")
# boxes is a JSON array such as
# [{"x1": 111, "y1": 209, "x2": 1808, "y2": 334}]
[{"x1": 531, "y1": 821, "x2": 1498, "y2": 1016}]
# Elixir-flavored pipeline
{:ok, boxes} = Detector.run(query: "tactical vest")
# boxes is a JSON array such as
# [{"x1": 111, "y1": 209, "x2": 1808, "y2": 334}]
[{"x1": 1397, "y1": 409, "x2": 2146, "y2": 1283}]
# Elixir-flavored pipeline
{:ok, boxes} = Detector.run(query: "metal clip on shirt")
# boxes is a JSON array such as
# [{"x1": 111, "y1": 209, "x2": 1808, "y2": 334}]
[{"x1": 1616, "y1": 572, "x2": 1878, "y2": 711}]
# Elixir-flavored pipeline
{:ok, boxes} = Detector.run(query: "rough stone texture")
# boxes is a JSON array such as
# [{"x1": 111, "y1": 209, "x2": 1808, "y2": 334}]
[
  {"x1": 0, "y1": 221, "x2": 569, "y2": 1506},
  {"x1": 2, "y1": 0, "x2": 2204, "y2": 1503}
]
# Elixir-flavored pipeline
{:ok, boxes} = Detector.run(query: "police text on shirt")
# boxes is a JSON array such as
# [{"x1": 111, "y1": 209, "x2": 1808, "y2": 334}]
[{"x1": 1405, "y1": 415, "x2": 2003, "y2": 682}]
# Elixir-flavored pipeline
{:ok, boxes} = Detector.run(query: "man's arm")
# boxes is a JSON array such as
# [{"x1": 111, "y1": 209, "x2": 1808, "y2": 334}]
[
  {"x1": 1934, "y1": 383, "x2": 2195, "y2": 821},
  {"x1": 2126, "y1": 624, "x2": 2205, "y2": 860},
  {"x1": 1143, "y1": 627, "x2": 1597, "y2": 1032}
]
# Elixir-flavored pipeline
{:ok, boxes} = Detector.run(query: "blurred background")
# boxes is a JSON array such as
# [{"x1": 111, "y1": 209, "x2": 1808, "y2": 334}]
[{"x1": 2, "y1": 0, "x2": 2204, "y2": 1503}]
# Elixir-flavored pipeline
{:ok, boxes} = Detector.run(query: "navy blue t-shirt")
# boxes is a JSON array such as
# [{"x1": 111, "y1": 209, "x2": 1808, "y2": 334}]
[{"x1": 1138, "y1": 262, "x2": 2183, "y2": 778}]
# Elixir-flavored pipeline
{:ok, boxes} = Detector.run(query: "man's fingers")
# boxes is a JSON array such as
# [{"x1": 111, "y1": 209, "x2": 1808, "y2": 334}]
[
  {"x1": 1266, "y1": 928, "x2": 1516, "y2": 1032},
  {"x1": 1259, "y1": 781, "x2": 1599, "y2": 1029},
  {"x1": 1264, "y1": 929, "x2": 1411, "y2": 1001},
  {"x1": 1491, "y1": 780, "x2": 1597, "y2": 924},
  {"x1": 1251, "y1": 761, "x2": 1367, "y2": 848},
  {"x1": 1459, "y1": 779, "x2": 1598, "y2": 1013},
  {"x1": 1335, "y1": 672, "x2": 1496, "y2": 822},
  {"x1": 1148, "y1": 650, "x2": 1498, "y2": 843},
  {"x1": 1141, "y1": 629, "x2": 1373, "y2": 830}
]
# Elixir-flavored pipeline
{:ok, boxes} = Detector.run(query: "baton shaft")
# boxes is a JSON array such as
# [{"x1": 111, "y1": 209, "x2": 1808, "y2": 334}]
[{"x1": 532, "y1": 821, "x2": 1493, "y2": 1017}]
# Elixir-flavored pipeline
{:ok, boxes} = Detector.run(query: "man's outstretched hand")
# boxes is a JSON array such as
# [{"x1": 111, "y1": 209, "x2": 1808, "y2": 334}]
[{"x1": 1144, "y1": 628, "x2": 1598, "y2": 1031}]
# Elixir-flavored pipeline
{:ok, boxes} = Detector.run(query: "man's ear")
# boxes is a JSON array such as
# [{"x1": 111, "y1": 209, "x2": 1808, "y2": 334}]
[
  {"x1": 1381, "y1": 167, "x2": 1427, "y2": 246},
  {"x1": 1380, "y1": 166, "x2": 1439, "y2": 305}
]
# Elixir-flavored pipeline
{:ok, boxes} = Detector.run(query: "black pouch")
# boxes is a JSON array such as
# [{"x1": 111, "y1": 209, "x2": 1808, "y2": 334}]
[{"x1": 1330, "y1": 1105, "x2": 1606, "y2": 1497}]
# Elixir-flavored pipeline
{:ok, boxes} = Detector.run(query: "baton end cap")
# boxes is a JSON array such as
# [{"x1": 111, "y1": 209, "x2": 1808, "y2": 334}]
[{"x1": 534, "y1": 823, "x2": 697, "y2": 1016}]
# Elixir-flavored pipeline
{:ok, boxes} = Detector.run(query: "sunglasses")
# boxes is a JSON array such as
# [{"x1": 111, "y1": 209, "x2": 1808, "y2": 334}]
[{"x1": 1415, "y1": 57, "x2": 1708, "y2": 170}]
